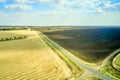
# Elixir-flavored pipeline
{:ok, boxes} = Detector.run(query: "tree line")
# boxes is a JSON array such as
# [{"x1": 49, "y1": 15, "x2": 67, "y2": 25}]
[
  {"x1": 0, "y1": 36, "x2": 27, "y2": 42},
  {"x1": 0, "y1": 27, "x2": 29, "y2": 31}
]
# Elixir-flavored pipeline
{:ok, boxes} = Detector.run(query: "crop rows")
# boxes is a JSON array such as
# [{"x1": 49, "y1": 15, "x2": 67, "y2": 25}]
[{"x1": 0, "y1": 30, "x2": 74, "y2": 80}]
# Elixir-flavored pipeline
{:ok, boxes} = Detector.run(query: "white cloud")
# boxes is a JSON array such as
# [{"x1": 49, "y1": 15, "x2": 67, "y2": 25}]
[
  {"x1": 1, "y1": 0, "x2": 120, "y2": 26},
  {"x1": 14, "y1": 0, "x2": 35, "y2": 4},
  {"x1": 0, "y1": 0, "x2": 6, "y2": 2},
  {"x1": 0, "y1": 11, "x2": 120, "y2": 26},
  {"x1": 4, "y1": 0, "x2": 34, "y2": 10},
  {"x1": 38, "y1": 0, "x2": 50, "y2": 3},
  {"x1": 101, "y1": 2, "x2": 120, "y2": 13},
  {"x1": 5, "y1": 4, "x2": 32, "y2": 10},
  {"x1": 0, "y1": 11, "x2": 7, "y2": 16},
  {"x1": 36, "y1": 0, "x2": 113, "y2": 14},
  {"x1": 3, "y1": 0, "x2": 120, "y2": 14}
]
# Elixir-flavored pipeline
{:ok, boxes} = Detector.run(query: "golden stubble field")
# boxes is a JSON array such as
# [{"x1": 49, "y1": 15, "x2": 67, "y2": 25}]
[{"x1": 0, "y1": 30, "x2": 74, "y2": 80}]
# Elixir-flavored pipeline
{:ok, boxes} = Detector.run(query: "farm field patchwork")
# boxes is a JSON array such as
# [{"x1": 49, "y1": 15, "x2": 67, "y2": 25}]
[
  {"x1": 0, "y1": 30, "x2": 82, "y2": 80},
  {"x1": 35, "y1": 27, "x2": 120, "y2": 80},
  {"x1": 0, "y1": 27, "x2": 120, "y2": 80},
  {"x1": 37, "y1": 27, "x2": 120, "y2": 63}
]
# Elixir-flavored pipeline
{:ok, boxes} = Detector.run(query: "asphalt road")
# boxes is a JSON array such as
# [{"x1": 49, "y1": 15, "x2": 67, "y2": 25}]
[
  {"x1": 100, "y1": 49, "x2": 120, "y2": 68},
  {"x1": 39, "y1": 32, "x2": 114, "y2": 80}
]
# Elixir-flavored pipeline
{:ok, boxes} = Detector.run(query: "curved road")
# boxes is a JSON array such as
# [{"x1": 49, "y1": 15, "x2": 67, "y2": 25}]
[{"x1": 100, "y1": 48, "x2": 120, "y2": 69}]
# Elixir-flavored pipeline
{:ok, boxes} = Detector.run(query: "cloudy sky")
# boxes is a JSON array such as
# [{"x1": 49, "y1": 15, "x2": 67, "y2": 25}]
[{"x1": 0, "y1": 0, "x2": 120, "y2": 26}]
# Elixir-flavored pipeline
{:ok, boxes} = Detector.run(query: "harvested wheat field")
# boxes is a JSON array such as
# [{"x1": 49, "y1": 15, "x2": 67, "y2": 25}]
[{"x1": 0, "y1": 30, "x2": 78, "y2": 80}]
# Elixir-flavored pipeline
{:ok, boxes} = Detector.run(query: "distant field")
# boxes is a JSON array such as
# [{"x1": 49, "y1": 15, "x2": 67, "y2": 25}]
[
  {"x1": 1, "y1": 27, "x2": 119, "y2": 80},
  {"x1": 36, "y1": 27, "x2": 120, "y2": 63},
  {"x1": 0, "y1": 30, "x2": 82, "y2": 80}
]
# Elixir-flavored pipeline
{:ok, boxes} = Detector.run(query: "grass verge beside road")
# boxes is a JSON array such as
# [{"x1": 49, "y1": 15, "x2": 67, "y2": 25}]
[
  {"x1": 100, "y1": 61, "x2": 120, "y2": 80},
  {"x1": 38, "y1": 32, "x2": 83, "y2": 78}
]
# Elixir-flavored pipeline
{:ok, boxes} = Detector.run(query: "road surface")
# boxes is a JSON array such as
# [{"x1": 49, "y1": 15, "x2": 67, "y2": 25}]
[
  {"x1": 100, "y1": 49, "x2": 120, "y2": 68},
  {"x1": 38, "y1": 31, "x2": 114, "y2": 80}
]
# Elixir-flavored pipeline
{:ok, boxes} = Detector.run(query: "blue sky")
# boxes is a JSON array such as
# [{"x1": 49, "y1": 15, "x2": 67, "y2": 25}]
[{"x1": 0, "y1": 0, "x2": 120, "y2": 26}]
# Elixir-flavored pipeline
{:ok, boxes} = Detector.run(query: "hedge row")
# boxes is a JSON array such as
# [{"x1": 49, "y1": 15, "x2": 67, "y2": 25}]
[
  {"x1": 0, "y1": 36, "x2": 27, "y2": 42},
  {"x1": 0, "y1": 28, "x2": 29, "y2": 31}
]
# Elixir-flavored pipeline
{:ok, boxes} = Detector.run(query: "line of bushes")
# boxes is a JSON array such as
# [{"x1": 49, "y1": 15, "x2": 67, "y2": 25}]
[
  {"x1": 0, "y1": 28, "x2": 29, "y2": 31},
  {"x1": 0, "y1": 36, "x2": 27, "y2": 42}
]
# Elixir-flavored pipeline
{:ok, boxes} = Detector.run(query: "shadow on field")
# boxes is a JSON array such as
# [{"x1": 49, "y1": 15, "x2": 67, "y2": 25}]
[{"x1": 41, "y1": 27, "x2": 120, "y2": 63}]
